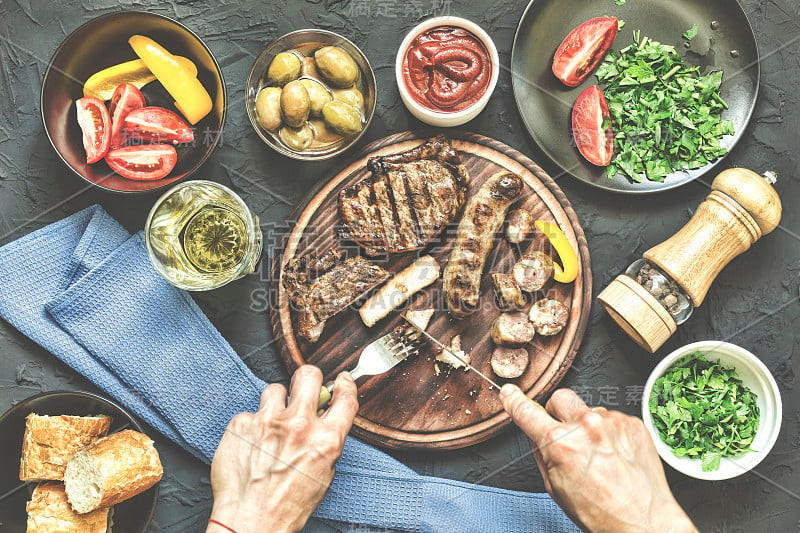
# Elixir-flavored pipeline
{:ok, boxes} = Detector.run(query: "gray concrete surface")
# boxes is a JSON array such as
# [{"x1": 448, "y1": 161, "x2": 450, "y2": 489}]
[{"x1": 0, "y1": 1, "x2": 798, "y2": 531}]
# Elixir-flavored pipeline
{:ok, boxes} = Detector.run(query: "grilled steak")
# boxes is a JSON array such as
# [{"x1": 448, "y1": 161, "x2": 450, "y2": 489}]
[
  {"x1": 283, "y1": 249, "x2": 390, "y2": 342},
  {"x1": 338, "y1": 135, "x2": 469, "y2": 256}
]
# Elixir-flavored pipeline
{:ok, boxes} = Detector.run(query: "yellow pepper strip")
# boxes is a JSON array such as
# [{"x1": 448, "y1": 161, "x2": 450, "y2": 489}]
[
  {"x1": 128, "y1": 35, "x2": 212, "y2": 125},
  {"x1": 535, "y1": 220, "x2": 579, "y2": 283},
  {"x1": 83, "y1": 56, "x2": 198, "y2": 101}
]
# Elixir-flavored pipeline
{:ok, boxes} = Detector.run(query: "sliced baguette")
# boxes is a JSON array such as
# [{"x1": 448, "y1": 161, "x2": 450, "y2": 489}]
[
  {"x1": 64, "y1": 430, "x2": 162, "y2": 514},
  {"x1": 20, "y1": 414, "x2": 112, "y2": 481},
  {"x1": 26, "y1": 482, "x2": 111, "y2": 533}
]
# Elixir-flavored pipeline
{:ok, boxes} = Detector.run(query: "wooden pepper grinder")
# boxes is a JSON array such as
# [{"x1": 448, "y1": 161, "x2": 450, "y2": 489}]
[{"x1": 598, "y1": 168, "x2": 782, "y2": 352}]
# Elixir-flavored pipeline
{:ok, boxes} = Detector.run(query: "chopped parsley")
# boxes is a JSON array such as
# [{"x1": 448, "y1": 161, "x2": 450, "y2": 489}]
[
  {"x1": 595, "y1": 30, "x2": 735, "y2": 182},
  {"x1": 615, "y1": 0, "x2": 626, "y2": 5},
  {"x1": 649, "y1": 352, "x2": 760, "y2": 472},
  {"x1": 683, "y1": 23, "x2": 699, "y2": 41}
]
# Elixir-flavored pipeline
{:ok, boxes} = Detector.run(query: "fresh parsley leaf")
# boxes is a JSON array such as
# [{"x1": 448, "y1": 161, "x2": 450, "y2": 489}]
[
  {"x1": 701, "y1": 451, "x2": 722, "y2": 472},
  {"x1": 649, "y1": 352, "x2": 760, "y2": 472},
  {"x1": 596, "y1": 32, "x2": 733, "y2": 182},
  {"x1": 683, "y1": 23, "x2": 699, "y2": 41},
  {"x1": 615, "y1": 0, "x2": 626, "y2": 5}
]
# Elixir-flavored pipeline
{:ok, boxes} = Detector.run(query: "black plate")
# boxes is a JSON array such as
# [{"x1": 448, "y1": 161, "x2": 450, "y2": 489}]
[
  {"x1": 511, "y1": 0, "x2": 759, "y2": 193},
  {"x1": 0, "y1": 391, "x2": 158, "y2": 532},
  {"x1": 41, "y1": 11, "x2": 226, "y2": 194}
]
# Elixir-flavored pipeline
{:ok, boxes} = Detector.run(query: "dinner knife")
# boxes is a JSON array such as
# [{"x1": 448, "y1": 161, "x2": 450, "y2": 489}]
[{"x1": 402, "y1": 317, "x2": 501, "y2": 390}]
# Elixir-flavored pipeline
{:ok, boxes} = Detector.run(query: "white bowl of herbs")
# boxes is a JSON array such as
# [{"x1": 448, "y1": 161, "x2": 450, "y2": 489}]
[{"x1": 642, "y1": 341, "x2": 782, "y2": 481}]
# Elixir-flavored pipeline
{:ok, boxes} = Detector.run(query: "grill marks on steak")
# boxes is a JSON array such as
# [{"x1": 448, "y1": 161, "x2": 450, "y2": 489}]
[
  {"x1": 385, "y1": 166, "x2": 421, "y2": 250},
  {"x1": 370, "y1": 176, "x2": 401, "y2": 251},
  {"x1": 283, "y1": 249, "x2": 389, "y2": 342},
  {"x1": 339, "y1": 136, "x2": 469, "y2": 255}
]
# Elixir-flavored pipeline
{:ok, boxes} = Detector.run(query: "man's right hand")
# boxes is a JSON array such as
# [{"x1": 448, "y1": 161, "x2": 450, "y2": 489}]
[{"x1": 500, "y1": 385, "x2": 698, "y2": 533}]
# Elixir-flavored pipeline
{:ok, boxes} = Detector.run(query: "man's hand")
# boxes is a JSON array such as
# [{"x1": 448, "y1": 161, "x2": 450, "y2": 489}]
[
  {"x1": 500, "y1": 385, "x2": 697, "y2": 533},
  {"x1": 208, "y1": 365, "x2": 358, "y2": 533}
]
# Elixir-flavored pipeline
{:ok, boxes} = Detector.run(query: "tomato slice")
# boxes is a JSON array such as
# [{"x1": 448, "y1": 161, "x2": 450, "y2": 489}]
[
  {"x1": 572, "y1": 85, "x2": 614, "y2": 166},
  {"x1": 552, "y1": 17, "x2": 618, "y2": 87},
  {"x1": 76, "y1": 96, "x2": 111, "y2": 164},
  {"x1": 122, "y1": 106, "x2": 194, "y2": 144},
  {"x1": 108, "y1": 83, "x2": 146, "y2": 148},
  {"x1": 105, "y1": 144, "x2": 178, "y2": 180}
]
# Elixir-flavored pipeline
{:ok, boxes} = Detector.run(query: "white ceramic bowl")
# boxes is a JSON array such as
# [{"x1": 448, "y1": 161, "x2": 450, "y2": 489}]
[
  {"x1": 395, "y1": 17, "x2": 499, "y2": 127},
  {"x1": 642, "y1": 341, "x2": 782, "y2": 481}
]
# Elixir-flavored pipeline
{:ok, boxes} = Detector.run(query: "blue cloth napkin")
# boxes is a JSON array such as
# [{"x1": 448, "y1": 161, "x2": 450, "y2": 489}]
[{"x1": 0, "y1": 206, "x2": 579, "y2": 533}]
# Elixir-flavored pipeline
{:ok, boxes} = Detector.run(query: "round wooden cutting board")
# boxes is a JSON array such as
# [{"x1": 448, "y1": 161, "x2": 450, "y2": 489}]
[{"x1": 270, "y1": 131, "x2": 592, "y2": 450}]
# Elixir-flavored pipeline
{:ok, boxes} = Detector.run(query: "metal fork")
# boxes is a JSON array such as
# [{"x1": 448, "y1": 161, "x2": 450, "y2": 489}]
[{"x1": 317, "y1": 325, "x2": 425, "y2": 409}]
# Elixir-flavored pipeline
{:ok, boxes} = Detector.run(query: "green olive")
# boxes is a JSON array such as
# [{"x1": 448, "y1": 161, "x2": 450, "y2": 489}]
[
  {"x1": 314, "y1": 46, "x2": 359, "y2": 88},
  {"x1": 309, "y1": 119, "x2": 341, "y2": 144},
  {"x1": 301, "y1": 56, "x2": 321, "y2": 79},
  {"x1": 280, "y1": 80, "x2": 310, "y2": 128},
  {"x1": 267, "y1": 52, "x2": 301, "y2": 85},
  {"x1": 255, "y1": 87, "x2": 282, "y2": 131},
  {"x1": 300, "y1": 78, "x2": 332, "y2": 117},
  {"x1": 331, "y1": 87, "x2": 364, "y2": 112},
  {"x1": 279, "y1": 123, "x2": 314, "y2": 151},
  {"x1": 321, "y1": 101, "x2": 363, "y2": 136}
]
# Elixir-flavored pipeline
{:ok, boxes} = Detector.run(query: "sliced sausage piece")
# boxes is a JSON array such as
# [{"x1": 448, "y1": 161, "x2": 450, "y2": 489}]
[
  {"x1": 529, "y1": 298, "x2": 569, "y2": 336},
  {"x1": 443, "y1": 171, "x2": 525, "y2": 318},
  {"x1": 505, "y1": 208, "x2": 534, "y2": 243},
  {"x1": 513, "y1": 251, "x2": 554, "y2": 293},
  {"x1": 491, "y1": 311, "x2": 536, "y2": 346},
  {"x1": 359, "y1": 255, "x2": 440, "y2": 327},
  {"x1": 491, "y1": 347, "x2": 529, "y2": 378},
  {"x1": 492, "y1": 273, "x2": 526, "y2": 311}
]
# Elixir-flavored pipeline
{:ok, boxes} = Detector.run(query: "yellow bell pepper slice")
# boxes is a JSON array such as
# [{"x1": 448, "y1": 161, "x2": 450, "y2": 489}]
[
  {"x1": 83, "y1": 56, "x2": 198, "y2": 101},
  {"x1": 128, "y1": 35, "x2": 212, "y2": 125},
  {"x1": 535, "y1": 220, "x2": 579, "y2": 283}
]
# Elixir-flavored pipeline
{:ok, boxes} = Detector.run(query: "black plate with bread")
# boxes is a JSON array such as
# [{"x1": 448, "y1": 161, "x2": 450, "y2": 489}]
[{"x1": 0, "y1": 390, "x2": 161, "y2": 532}]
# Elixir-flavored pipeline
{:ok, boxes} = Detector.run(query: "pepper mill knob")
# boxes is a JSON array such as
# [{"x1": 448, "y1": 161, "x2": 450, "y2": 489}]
[
  {"x1": 711, "y1": 168, "x2": 781, "y2": 235},
  {"x1": 598, "y1": 168, "x2": 782, "y2": 353}
]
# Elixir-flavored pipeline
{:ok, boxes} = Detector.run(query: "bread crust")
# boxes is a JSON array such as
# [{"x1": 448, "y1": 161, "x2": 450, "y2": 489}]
[
  {"x1": 65, "y1": 430, "x2": 162, "y2": 513},
  {"x1": 26, "y1": 482, "x2": 110, "y2": 533},
  {"x1": 19, "y1": 414, "x2": 112, "y2": 481}
]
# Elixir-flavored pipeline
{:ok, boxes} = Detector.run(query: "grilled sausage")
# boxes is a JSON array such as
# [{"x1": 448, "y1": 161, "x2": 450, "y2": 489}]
[
  {"x1": 443, "y1": 171, "x2": 525, "y2": 318},
  {"x1": 513, "y1": 251, "x2": 554, "y2": 293},
  {"x1": 505, "y1": 208, "x2": 534, "y2": 243},
  {"x1": 491, "y1": 312, "x2": 536, "y2": 346},
  {"x1": 492, "y1": 273, "x2": 526, "y2": 310},
  {"x1": 491, "y1": 347, "x2": 529, "y2": 379},
  {"x1": 529, "y1": 298, "x2": 569, "y2": 336}
]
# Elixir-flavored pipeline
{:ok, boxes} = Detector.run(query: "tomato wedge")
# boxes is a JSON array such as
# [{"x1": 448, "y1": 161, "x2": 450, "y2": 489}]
[
  {"x1": 105, "y1": 144, "x2": 177, "y2": 181},
  {"x1": 552, "y1": 17, "x2": 618, "y2": 87},
  {"x1": 572, "y1": 85, "x2": 614, "y2": 166},
  {"x1": 109, "y1": 83, "x2": 146, "y2": 148},
  {"x1": 76, "y1": 96, "x2": 111, "y2": 164},
  {"x1": 122, "y1": 107, "x2": 194, "y2": 145}
]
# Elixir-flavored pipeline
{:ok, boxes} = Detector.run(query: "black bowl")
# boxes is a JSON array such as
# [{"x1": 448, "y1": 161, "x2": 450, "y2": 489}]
[
  {"x1": 0, "y1": 391, "x2": 158, "y2": 532},
  {"x1": 41, "y1": 11, "x2": 226, "y2": 194}
]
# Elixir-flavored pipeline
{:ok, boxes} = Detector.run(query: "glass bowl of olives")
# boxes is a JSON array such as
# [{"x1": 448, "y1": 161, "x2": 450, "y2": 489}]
[{"x1": 245, "y1": 29, "x2": 376, "y2": 160}]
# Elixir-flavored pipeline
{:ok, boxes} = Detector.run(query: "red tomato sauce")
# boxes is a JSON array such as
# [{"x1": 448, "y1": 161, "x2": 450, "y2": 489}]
[{"x1": 402, "y1": 26, "x2": 492, "y2": 113}]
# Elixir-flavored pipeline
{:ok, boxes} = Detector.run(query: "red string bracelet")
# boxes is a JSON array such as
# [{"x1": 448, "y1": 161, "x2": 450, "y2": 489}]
[{"x1": 208, "y1": 519, "x2": 238, "y2": 533}]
